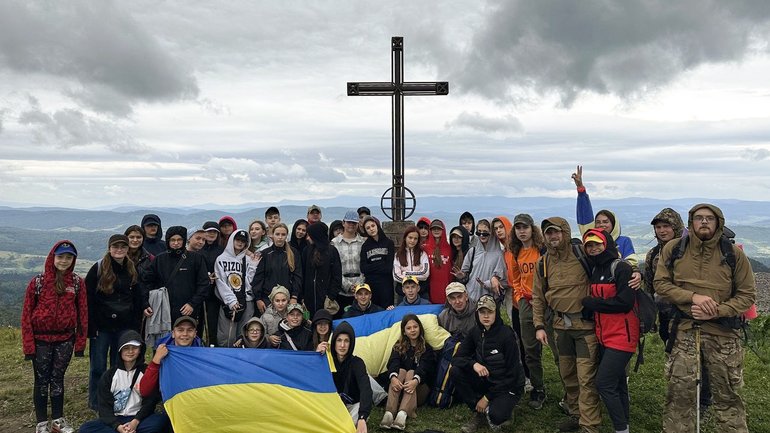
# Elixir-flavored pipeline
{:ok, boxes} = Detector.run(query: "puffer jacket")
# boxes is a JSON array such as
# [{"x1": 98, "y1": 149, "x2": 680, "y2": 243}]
[
  {"x1": 531, "y1": 217, "x2": 592, "y2": 331},
  {"x1": 654, "y1": 203, "x2": 756, "y2": 337}
]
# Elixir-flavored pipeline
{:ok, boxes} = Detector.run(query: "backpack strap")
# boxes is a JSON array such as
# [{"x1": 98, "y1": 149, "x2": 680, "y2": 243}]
[
  {"x1": 537, "y1": 253, "x2": 548, "y2": 294},
  {"x1": 570, "y1": 238, "x2": 591, "y2": 276}
]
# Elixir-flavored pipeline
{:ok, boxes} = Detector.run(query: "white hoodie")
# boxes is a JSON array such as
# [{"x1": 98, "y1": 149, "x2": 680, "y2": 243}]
[{"x1": 215, "y1": 230, "x2": 257, "y2": 307}]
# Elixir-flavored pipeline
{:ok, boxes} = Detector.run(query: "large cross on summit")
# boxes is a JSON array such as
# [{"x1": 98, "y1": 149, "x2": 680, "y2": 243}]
[{"x1": 347, "y1": 36, "x2": 449, "y2": 222}]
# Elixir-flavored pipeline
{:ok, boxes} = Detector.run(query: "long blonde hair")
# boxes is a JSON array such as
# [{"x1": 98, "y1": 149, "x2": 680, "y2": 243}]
[{"x1": 273, "y1": 223, "x2": 295, "y2": 272}]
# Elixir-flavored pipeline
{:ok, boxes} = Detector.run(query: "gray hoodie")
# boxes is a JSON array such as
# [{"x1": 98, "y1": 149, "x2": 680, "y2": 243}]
[{"x1": 215, "y1": 230, "x2": 257, "y2": 306}]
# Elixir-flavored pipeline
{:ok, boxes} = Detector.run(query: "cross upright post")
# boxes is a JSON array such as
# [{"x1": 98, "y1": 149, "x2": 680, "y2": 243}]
[{"x1": 347, "y1": 36, "x2": 448, "y2": 222}]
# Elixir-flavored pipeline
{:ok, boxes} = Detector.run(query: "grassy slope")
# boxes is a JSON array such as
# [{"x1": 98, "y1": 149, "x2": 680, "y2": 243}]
[{"x1": 0, "y1": 327, "x2": 767, "y2": 433}]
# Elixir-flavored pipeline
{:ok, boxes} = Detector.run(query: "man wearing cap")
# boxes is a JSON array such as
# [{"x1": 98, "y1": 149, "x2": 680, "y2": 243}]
[
  {"x1": 452, "y1": 295, "x2": 525, "y2": 432},
  {"x1": 398, "y1": 276, "x2": 431, "y2": 306},
  {"x1": 343, "y1": 284, "x2": 385, "y2": 318},
  {"x1": 140, "y1": 214, "x2": 166, "y2": 257},
  {"x1": 532, "y1": 217, "x2": 600, "y2": 433},
  {"x1": 655, "y1": 204, "x2": 755, "y2": 433},
  {"x1": 199, "y1": 221, "x2": 224, "y2": 346},
  {"x1": 333, "y1": 210, "x2": 367, "y2": 316},
  {"x1": 138, "y1": 316, "x2": 203, "y2": 400},
  {"x1": 143, "y1": 226, "x2": 210, "y2": 326},
  {"x1": 307, "y1": 205, "x2": 323, "y2": 224},
  {"x1": 438, "y1": 282, "x2": 476, "y2": 340}
]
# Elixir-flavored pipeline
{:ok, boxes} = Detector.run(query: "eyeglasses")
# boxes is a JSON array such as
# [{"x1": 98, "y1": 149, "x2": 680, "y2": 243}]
[
  {"x1": 693, "y1": 215, "x2": 716, "y2": 223},
  {"x1": 247, "y1": 328, "x2": 262, "y2": 333},
  {"x1": 476, "y1": 231, "x2": 491, "y2": 237}
]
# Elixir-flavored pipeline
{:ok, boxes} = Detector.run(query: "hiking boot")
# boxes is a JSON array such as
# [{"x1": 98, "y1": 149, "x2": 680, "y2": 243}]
[
  {"x1": 528, "y1": 389, "x2": 546, "y2": 410},
  {"x1": 558, "y1": 397, "x2": 571, "y2": 416},
  {"x1": 379, "y1": 411, "x2": 394, "y2": 429},
  {"x1": 50, "y1": 418, "x2": 73, "y2": 433},
  {"x1": 460, "y1": 412, "x2": 486, "y2": 433},
  {"x1": 524, "y1": 377, "x2": 534, "y2": 393},
  {"x1": 391, "y1": 410, "x2": 407, "y2": 431},
  {"x1": 35, "y1": 421, "x2": 49, "y2": 433},
  {"x1": 557, "y1": 416, "x2": 580, "y2": 432},
  {"x1": 486, "y1": 407, "x2": 512, "y2": 431}
]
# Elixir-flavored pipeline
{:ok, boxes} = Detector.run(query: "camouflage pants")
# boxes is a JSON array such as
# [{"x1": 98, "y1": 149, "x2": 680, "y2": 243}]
[
  {"x1": 663, "y1": 329, "x2": 747, "y2": 433},
  {"x1": 555, "y1": 328, "x2": 600, "y2": 433}
]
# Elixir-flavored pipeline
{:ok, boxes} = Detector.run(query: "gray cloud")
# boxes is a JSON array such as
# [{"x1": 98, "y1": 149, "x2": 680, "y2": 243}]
[
  {"x1": 741, "y1": 147, "x2": 770, "y2": 161},
  {"x1": 18, "y1": 105, "x2": 146, "y2": 152},
  {"x1": 202, "y1": 156, "x2": 346, "y2": 185},
  {"x1": 446, "y1": 111, "x2": 524, "y2": 134},
  {"x1": 453, "y1": 0, "x2": 770, "y2": 106},
  {"x1": 0, "y1": 1, "x2": 198, "y2": 115}
]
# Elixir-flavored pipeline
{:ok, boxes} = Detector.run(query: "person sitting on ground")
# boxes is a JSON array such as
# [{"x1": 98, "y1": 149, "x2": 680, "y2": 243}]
[
  {"x1": 261, "y1": 285, "x2": 291, "y2": 347},
  {"x1": 398, "y1": 276, "x2": 431, "y2": 307},
  {"x1": 311, "y1": 309, "x2": 333, "y2": 353},
  {"x1": 437, "y1": 282, "x2": 476, "y2": 340},
  {"x1": 278, "y1": 303, "x2": 314, "y2": 351},
  {"x1": 138, "y1": 316, "x2": 202, "y2": 399},
  {"x1": 380, "y1": 314, "x2": 435, "y2": 431},
  {"x1": 452, "y1": 295, "x2": 525, "y2": 433},
  {"x1": 233, "y1": 317, "x2": 269, "y2": 349},
  {"x1": 332, "y1": 322, "x2": 373, "y2": 433},
  {"x1": 343, "y1": 283, "x2": 385, "y2": 318},
  {"x1": 79, "y1": 330, "x2": 168, "y2": 433}
]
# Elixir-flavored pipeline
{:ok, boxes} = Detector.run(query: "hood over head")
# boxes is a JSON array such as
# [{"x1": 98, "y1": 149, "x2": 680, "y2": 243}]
[
  {"x1": 651, "y1": 207, "x2": 685, "y2": 240},
  {"x1": 165, "y1": 226, "x2": 188, "y2": 255},
  {"x1": 116, "y1": 329, "x2": 146, "y2": 369},
  {"x1": 540, "y1": 217, "x2": 572, "y2": 254},
  {"x1": 492, "y1": 216, "x2": 512, "y2": 245},
  {"x1": 219, "y1": 216, "x2": 237, "y2": 230},
  {"x1": 141, "y1": 214, "x2": 163, "y2": 239},
  {"x1": 594, "y1": 209, "x2": 622, "y2": 239},
  {"x1": 312, "y1": 309, "x2": 333, "y2": 329},
  {"x1": 225, "y1": 229, "x2": 252, "y2": 257},
  {"x1": 582, "y1": 228, "x2": 619, "y2": 266},
  {"x1": 331, "y1": 321, "x2": 356, "y2": 361},
  {"x1": 46, "y1": 240, "x2": 78, "y2": 276},
  {"x1": 241, "y1": 317, "x2": 266, "y2": 348},
  {"x1": 687, "y1": 203, "x2": 725, "y2": 241},
  {"x1": 459, "y1": 211, "x2": 475, "y2": 233},
  {"x1": 328, "y1": 220, "x2": 344, "y2": 241},
  {"x1": 417, "y1": 217, "x2": 431, "y2": 228},
  {"x1": 449, "y1": 225, "x2": 470, "y2": 253}
]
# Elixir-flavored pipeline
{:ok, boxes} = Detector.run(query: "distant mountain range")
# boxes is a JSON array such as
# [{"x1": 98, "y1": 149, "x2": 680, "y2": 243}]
[{"x1": 1, "y1": 195, "x2": 769, "y2": 262}]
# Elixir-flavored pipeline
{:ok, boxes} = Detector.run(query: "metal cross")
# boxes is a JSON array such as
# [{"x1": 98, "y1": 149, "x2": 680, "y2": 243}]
[{"x1": 347, "y1": 36, "x2": 449, "y2": 221}]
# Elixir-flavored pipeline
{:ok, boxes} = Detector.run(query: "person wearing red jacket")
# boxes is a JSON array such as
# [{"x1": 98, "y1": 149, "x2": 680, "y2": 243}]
[
  {"x1": 22, "y1": 240, "x2": 88, "y2": 433},
  {"x1": 425, "y1": 219, "x2": 452, "y2": 304},
  {"x1": 580, "y1": 229, "x2": 637, "y2": 433}
]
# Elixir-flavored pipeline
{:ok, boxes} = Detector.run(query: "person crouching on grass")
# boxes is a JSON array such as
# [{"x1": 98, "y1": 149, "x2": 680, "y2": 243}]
[
  {"x1": 451, "y1": 295, "x2": 525, "y2": 432},
  {"x1": 380, "y1": 314, "x2": 435, "y2": 431}
]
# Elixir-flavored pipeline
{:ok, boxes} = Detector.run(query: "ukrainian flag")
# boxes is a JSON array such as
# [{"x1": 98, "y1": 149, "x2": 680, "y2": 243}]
[
  {"x1": 160, "y1": 347, "x2": 355, "y2": 433},
  {"x1": 333, "y1": 305, "x2": 449, "y2": 376}
]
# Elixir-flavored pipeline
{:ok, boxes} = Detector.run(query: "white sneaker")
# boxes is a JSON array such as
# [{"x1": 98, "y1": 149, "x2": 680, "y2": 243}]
[
  {"x1": 35, "y1": 421, "x2": 49, "y2": 433},
  {"x1": 392, "y1": 410, "x2": 407, "y2": 431},
  {"x1": 50, "y1": 417, "x2": 73, "y2": 433},
  {"x1": 380, "y1": 411, "x2": 394, "y2": 429}
]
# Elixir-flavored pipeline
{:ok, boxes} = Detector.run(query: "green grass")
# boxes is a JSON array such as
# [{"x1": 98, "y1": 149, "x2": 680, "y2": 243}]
[{"x1": 0, "y1": 326, "x2": 768, "y2": 433}]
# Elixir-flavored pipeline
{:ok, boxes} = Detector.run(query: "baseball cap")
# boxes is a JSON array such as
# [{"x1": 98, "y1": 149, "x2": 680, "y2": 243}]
[
  {"x1": 543, "y1": 224, "x2": 562, "y2": 233},
  {"x1": 430, "y1": 219, "x2": 444, "y2": 230},
  {"x1": 143, "y1": 215, "x2": 160, "y2": 226},
  {"x1": 477, "y1": 295, "x2": 496, "y2": 312},
  {"x1": 343, "y1": 210, "x2": 359, "y2": 223},
  {"x1": 402, "y1": 275, "x2": 420, "y2": 286},
  {"x1": 173, "y1": 316, "x2": 198, "y2": 328},
  {"x1": 234, "y1": 230, "x2": 249, "y2": 242},
  {"x1": 203, "y1": 221, "x2": 220, "y2": 232},
  {"x1": 108, "y1": 234, "x2": 129, "y2": 247},
  {"x1": 445, "y1": 282, "x2": 467, "y2": 296},
  {"x1": 513, "y1": 213, "x2": 535, "y2": 227},
  {"x1": 353, "y1": 283, "x2": 372, "y2": 294},
  {"x1": 357, "y1": 206, "x2": 371, "y2": 216},
  {"x1": 307, "y1": 204, "x2": 321, "y2": 213},
  {"x1": 118, "y1": 340, "x2": 142, "y2": 352},
  {"x1": 449, "y1": 228, "x2": 464, "y2": 238},
  {"x1": 54, "y1": 242, "x2": 77, "y2": 257},
  {"x1": 582, "y1": 229, "x2": 606, "y2": 246},
  {"x1": 287, "y1": 303, "x2": 305, "y2": 314}
]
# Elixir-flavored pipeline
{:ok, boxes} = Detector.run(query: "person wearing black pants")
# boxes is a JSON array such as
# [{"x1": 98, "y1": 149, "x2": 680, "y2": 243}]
[
  {"x1": 596, "y1": 347, "x2": 633, "y2": 432},
  {"x1": 451, "y1": 295, "x2": 525, "y2": 432}
]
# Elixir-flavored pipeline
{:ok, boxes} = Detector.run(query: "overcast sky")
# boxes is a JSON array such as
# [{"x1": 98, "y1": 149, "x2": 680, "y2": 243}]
[{"x1": 1, "y1": 0, "x2": 770, "y2": 209}]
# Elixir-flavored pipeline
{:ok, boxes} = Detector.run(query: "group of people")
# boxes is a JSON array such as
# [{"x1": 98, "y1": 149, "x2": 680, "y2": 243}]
[{"x1": 20, "y1": 167, "x2": 756, "y2": 433}]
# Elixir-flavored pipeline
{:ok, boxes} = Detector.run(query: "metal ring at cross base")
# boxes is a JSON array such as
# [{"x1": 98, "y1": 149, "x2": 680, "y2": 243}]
[{"x1": 380, "y1": 186, "x2": 416, "y2": 221}]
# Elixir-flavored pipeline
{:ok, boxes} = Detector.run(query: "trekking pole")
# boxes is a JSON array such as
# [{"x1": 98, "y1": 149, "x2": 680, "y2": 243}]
[
  {"x1": 694, "y1": 322, "x2": 702, "y2": 433},
  {"x1": 227, "y1": 309, "x2": 236, "y2": 347}
]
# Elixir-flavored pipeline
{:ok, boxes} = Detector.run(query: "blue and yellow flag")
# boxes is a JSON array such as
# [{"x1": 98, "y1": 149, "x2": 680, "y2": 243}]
[
  {"x1": 333, "y1": 305, "x2": 449, "y2": 376},
  {"x1": 160, "y1": 347, "x2": 355, "y2": 433}
]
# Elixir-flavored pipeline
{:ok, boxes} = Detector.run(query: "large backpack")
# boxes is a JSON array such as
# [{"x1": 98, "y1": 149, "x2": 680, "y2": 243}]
[{"x1": 428, "y1": 334, "x2": 462, "y2": 409}]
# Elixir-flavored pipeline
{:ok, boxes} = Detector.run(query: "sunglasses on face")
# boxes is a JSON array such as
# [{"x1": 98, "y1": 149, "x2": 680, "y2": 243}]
[{"x1": 476, "y1": 231, "x2": 491, "y2": 237}]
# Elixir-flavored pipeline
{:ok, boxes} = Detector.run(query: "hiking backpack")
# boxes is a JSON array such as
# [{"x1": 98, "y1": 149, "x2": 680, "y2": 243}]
[{"x1": 428, "y1": 334, "x2": 462, "y2": 409}]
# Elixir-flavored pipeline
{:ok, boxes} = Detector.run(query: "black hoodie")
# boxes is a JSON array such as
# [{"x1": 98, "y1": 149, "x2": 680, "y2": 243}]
[
  {"x1": 359, "y1": 217, "x2": 395, "y2": 308},
  {"x1": 289, "y1": 219, "x2": 309, "y2": 255},
  {"x1": 96, "y1": 330, "x2": 160, "y2": 429},
  {"x1": 301, "y1": 222, "x2": 343, "y2": 314},
  {"x1": 141, "y1": 214, "x2": 166, "y2": 257},
  {"x1": 331, "y1": 322, "x2": 372, "y2": 421},
  {"x1": 142, "y1": 226, "x2": 210, "y2": 322},
  {"x1": 452, "y1": 309, "x2": 526, "y2": 398}
]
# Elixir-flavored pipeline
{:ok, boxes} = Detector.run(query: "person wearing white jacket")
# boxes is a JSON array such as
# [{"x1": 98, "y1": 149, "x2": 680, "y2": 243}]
[{"x1": 215, "y1": 230, "x2": 257, "y2": 347}]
